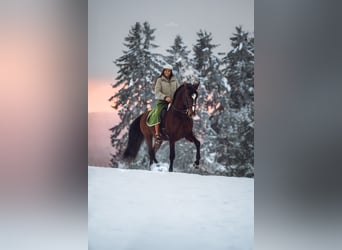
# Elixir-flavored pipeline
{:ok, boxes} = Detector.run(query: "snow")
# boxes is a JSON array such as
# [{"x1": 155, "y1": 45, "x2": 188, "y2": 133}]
[
  {"x1": 89, "y1": 166, "x2": 253, "y2": 250},
  {"x1": 222, "y1": 77, "x2": 231, "y2": 92},
  {"x1": 150, "y1": 162, "x2": 169, "y2": 172}
]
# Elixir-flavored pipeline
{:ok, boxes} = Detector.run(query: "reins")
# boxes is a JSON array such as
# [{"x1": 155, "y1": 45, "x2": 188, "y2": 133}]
[{"x1": 171, "y1": 105, "x2": 190, "y2": 114}]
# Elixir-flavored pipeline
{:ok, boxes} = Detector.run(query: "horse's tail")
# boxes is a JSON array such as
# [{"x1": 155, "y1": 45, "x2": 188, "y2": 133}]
[{"x1": 123, "y1": 114, "x2": 144, "y2": 160}]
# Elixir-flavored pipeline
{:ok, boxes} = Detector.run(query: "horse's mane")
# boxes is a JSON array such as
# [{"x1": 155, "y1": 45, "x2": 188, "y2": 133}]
[
  {"x1": 172, "y1": 84, "x2": 194, "y2": 104},
  {"x1": 172, "y1": 85, "x2": 185, "y2": 103}
]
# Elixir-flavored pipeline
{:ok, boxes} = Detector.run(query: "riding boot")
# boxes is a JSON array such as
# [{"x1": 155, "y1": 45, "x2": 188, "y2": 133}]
[
  {"x1": 154, "y1": 124, "x2": 162, "y2": 151},
  {"x1": 154, "y1": 139, "x2": 163, "y2": 152},
  {"x1": 155, "y1": 124, "x2": 160, "y2": 138}
]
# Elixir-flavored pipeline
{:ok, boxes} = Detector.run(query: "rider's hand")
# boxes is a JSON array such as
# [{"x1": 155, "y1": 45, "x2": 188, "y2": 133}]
[{"x1": 165, "y1": 96, "x2": 172, "y2": 103}]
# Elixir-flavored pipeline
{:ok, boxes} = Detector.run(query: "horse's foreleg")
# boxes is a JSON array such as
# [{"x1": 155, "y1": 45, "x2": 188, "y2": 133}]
[
  {"x1": 186, "y1": 134, "x2": 201, "y2": 167},
  {"x1": 169, "y1": 140, "x2": 175, "y2": 172},
  {"x1": 193, "y1": 136, "x2": 201, "y2": 166}
]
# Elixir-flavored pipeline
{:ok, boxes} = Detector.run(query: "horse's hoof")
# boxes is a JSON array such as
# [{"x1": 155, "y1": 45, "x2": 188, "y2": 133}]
[
  {"x1": 169, "y1": 168, "x2": 173, "y2": 172},
  {"x1": 193, "y1": 161, "x2": 200, "y2": 168}
]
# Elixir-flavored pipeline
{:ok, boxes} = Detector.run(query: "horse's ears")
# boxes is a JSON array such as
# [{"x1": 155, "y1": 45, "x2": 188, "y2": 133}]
[{"x1": 193, "y1": 83, "x2": 200, "y2": 90}]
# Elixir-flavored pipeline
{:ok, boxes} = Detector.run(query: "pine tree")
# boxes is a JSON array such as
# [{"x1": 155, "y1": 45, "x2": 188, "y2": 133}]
[
  {"x1": 211, "y1": 26, "x2": 254, "y2": 176},
  {"x1": 192, "y1": 30, "x2": 226, "y2": 131},
  {"x1": 165, "y1": 35, "x2": 193, "y2": 82},
  {"x1": 222, "y1": 26, "x2": 254, "y2": 109},
  {"x1": 192, "y1": 30, "x2": 226, "y2": 113},
  {"x1": 109, "y1": 22, "x2": 161, "y2": 166},
  {"x1": 191, "y1": 30, "x2": 230, "y2": 175}
]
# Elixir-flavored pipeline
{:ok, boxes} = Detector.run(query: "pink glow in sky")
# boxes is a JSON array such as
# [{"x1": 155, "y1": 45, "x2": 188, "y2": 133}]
[
  {"x1": 88, "y1": 79, "x2": 116, "y2": 113},
  {"x1": 88, "y1": 79, "x2": 119, "y2": 166}
]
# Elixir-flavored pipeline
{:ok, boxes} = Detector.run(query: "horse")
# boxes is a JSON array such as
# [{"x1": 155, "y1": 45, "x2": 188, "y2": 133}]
[{"x1": 123, "y1": 83, "x2": 201, "y2": 172}]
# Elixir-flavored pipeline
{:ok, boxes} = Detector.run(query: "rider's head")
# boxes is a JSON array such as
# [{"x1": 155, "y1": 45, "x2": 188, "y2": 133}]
[{"x1": 162, "y1": 64, "x2": 173, "y2": 79}]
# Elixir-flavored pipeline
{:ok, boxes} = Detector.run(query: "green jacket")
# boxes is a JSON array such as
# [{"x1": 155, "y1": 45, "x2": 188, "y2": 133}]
[{"x1": 155, "y1": 75, "x2": 179, "y2": 101}]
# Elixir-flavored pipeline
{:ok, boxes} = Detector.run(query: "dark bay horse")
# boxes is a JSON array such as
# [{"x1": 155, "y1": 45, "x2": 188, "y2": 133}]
[{"x1": 123, "y1": 83, "x2": 201, "y2": 172}]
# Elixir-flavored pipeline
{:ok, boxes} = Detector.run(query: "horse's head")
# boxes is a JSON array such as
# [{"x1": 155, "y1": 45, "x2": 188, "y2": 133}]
[{"x1": 172, "y1": 83, "x2": 199, "y2": 117}]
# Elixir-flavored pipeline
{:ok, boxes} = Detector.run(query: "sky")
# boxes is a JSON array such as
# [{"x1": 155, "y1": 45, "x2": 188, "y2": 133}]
[
  {"x1": 89, "y1": 166, "x2": 253, "y2": 249},
  {"x1": 89, "y1": 0, "x2": 254, "y2": 82}
]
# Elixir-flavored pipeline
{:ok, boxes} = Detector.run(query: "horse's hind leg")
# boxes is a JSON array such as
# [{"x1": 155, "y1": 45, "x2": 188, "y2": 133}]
[
  {"x1": 145, "y1": 135, "x2": 157, "y2": 165},
  {"x1": 185, "y1": 133, "x2": 201, "y2": 167}
]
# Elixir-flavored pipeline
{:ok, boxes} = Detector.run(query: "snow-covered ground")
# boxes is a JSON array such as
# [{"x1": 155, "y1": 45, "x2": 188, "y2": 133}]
[{"x1": 88, "y1": 166, "x2": 254, "y2": 250}]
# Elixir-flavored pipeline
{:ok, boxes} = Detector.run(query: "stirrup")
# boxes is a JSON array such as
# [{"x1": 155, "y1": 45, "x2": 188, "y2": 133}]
[
  {"x1": 154, "y1": 134, "x2": 162, "y2": 151},
  {"x1": 155, "y1": 133, "x2": 161, "y2": 140}
]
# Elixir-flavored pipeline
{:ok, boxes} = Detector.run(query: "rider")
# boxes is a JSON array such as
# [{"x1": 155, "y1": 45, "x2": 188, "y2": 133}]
[{"x1": 149, "y1": 64, "x2": 179, "y2": 141}]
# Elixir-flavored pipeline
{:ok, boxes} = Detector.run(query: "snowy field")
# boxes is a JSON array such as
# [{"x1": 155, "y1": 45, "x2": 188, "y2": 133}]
[{"x1": 88, "y1": 166, "x2": 254, "y2": 250}]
